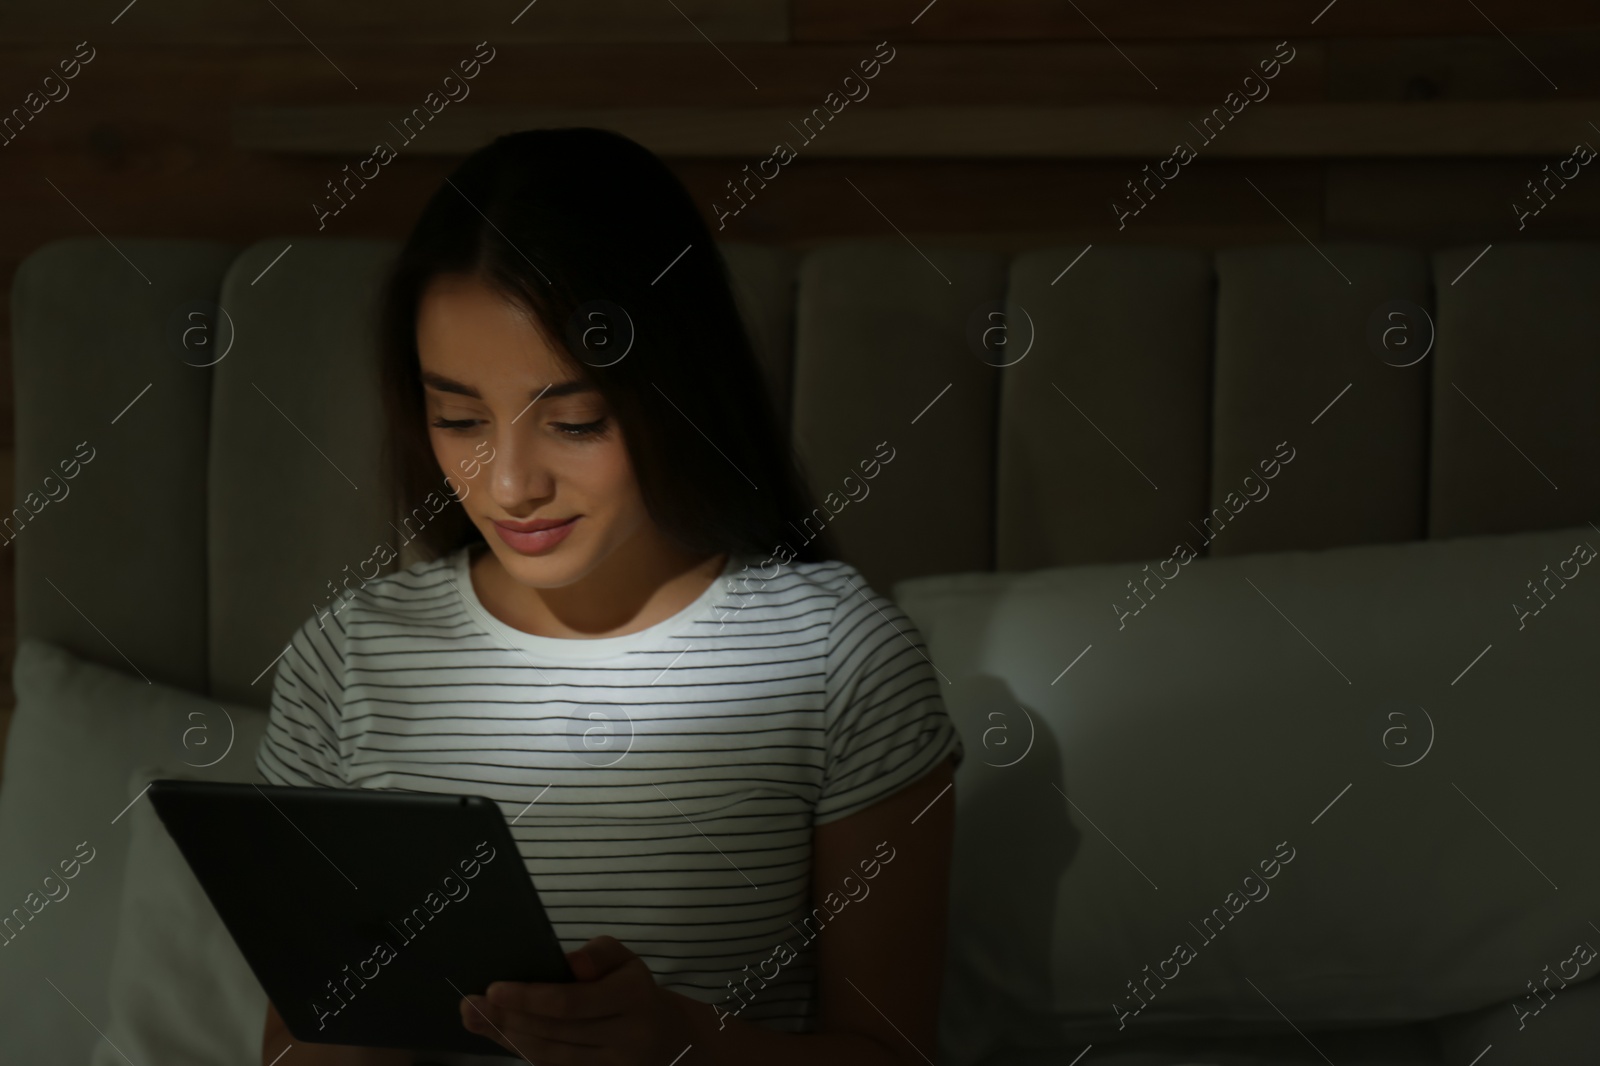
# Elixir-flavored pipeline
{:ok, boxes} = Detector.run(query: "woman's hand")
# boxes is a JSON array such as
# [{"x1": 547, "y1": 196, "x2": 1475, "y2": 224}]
[{"x1": 459, "y1": 935, "x2": 695, "y2": 1065}]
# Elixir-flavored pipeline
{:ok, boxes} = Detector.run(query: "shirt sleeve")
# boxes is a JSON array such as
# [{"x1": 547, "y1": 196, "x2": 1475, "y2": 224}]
[
  {"x1": 814, "y1": 571, "x2": 965, "y2": 826},
  {"x1": 255, "y1": 607, "x2": 349, "y2": 789}
]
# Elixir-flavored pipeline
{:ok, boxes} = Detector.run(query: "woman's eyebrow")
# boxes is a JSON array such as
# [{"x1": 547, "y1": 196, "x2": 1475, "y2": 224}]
[{"x1": 421, "y1": 370, "x2": 595, "y2": 400}]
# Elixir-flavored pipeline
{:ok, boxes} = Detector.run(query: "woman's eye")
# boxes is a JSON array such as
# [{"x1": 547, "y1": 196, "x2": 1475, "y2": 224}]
[
  {"x1": 552, "y1": 418, "x2": 609, "y2": 440},
  {"x1": 430, "y1": 418, "x2": 480, "y2": 431}
]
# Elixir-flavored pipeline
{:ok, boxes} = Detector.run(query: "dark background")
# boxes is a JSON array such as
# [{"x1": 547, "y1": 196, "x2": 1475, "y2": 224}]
[{"x1": 3, "y1": 0, "x2": 1599, "y2": 773}]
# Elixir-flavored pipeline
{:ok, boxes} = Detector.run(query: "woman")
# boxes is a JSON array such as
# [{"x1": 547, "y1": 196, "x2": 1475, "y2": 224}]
[{"x1": 256, "y1": 127, "x2": 964, "y2": 1066}]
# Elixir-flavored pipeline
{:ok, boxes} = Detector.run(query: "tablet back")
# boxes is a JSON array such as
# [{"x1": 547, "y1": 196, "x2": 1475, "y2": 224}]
[{"x1": 148, "y1": 780, "x2": 572, "y2": 1058}]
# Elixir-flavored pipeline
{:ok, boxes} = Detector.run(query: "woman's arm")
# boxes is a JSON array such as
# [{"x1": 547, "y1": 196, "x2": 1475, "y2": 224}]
[
  {"x1": 670, "y1": 751, "x2": 958, "y2": 1065},
  {"x1": 263, "y1": 999, "x2": 415, "y2": 1066}
]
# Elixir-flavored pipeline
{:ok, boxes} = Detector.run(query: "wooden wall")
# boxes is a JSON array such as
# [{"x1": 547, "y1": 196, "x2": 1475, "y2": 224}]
[{"x1": 3, "y1": 0, "x2": 1599, "y2": 771}]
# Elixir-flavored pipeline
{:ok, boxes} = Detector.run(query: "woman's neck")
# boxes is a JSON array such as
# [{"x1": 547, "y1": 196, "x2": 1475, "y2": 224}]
[{"x1": 468, "y1": 537, "x2": 728, "y2": 641}]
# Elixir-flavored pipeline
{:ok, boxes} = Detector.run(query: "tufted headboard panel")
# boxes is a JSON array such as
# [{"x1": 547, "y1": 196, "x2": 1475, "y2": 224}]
[{"x1": 11, "y1": 237, "x2": 1599, "y2": 705}]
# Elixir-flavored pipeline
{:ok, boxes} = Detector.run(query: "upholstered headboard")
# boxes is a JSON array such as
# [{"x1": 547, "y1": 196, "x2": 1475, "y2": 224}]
[{"x1": 11, "y1": 237, "x2": 1599, "y2": 707}]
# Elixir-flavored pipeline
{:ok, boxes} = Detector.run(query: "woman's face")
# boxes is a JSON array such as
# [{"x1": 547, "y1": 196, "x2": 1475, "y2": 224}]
[{"x1": 415, "y1": 273, "x2": 651, "y2": 588}]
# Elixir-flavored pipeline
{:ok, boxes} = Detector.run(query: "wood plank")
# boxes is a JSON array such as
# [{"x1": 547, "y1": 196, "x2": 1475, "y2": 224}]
[
  {"x1": 1328, "y1": 32, "x2": 1600, "y2": 99},
  {"x1": 794, "y1": 0, "x2": 1600, "y2": 41},
  {"x1": 1326, "y1": 159, "x2": 1600, "y2": 240},
  {"x1": 9, "y1": 0, "x2": 1594, "y2": 44},
  {"x1": 0, "y1": 0, "x2": 788, "y2": 44},
  {"x1": 0, "y1": 147, "x2": 465, "y2": 249},
  {"x1": 675, "y1": 159, "x2": 1329, "y2": 245},
  {"x1": 4, "y1": 36, "x2": 1591, "y2": 114},
  {"x1": 0, "y1": 41, "x2": 1334, "y2": 115},
  {"x1": 233, "y1": 101, "x2": 1600, "y2": 158},
  {"x1": 0, "y1": 128, "x2": 1327, "y2": 248}
]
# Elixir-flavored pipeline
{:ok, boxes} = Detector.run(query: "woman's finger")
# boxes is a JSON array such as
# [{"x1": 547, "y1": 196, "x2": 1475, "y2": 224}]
[
  {"x1": 485, "y1": 973, "x2": 632, "y2": 1021},
  {"x1": 461, "y1": 994, "x2": 620, "y2": 1047},
  {"x1": 463, "y1": 1002, "x2": 596, "y2": 1065}
]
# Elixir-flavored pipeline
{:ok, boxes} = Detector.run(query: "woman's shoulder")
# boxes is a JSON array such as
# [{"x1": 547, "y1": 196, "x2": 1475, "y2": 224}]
[
  {"x1": 361, "y1": 545, "x2": 464, "y2": 608},
  {"x1": 726, "y1": 553, "x2": 862, "y2": 601},
  {"x1": 292, "y1": 545, "x2": 465, "y2": 644},
  {"x1": 811, "y1": 556, "x2": 903, "y2": 607},
  {"x1": 727, "y1": 553, "x2": 908, "y2": 637}
]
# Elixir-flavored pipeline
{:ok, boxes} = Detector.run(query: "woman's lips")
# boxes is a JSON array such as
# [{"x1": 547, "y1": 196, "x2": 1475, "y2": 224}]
[{"x1": 493, "y1": 516, "x2": 579, "y2": 554}]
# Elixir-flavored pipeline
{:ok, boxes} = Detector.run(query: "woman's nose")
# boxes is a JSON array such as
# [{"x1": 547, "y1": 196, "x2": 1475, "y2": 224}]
[{"x1": 486, "y1": 430, "x2": 556, "y2": 505}]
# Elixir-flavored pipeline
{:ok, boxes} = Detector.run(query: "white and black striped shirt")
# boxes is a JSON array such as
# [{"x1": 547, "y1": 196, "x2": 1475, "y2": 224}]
[{"x1": 255, "y1": 542, "x2": 964, "y2": 1032}]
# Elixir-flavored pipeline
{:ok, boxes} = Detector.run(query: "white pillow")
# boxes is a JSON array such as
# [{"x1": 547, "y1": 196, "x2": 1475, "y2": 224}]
[
  {"x1": 894, "y1": 524, "x2": 1600, "y2": 1060},
  {"x1": 0, "y1": 639, "x2": 264, "y2": 1066},
  {"x1": 88, "y1": 753, "x2": 269, "y2": 1066},
  {"x1": 90, "y1": 757, "x2": 514, "y2": 1066}
]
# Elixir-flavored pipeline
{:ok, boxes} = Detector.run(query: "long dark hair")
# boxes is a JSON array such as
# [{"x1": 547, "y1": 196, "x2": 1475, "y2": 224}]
[{"x1": 377, "y1": 127, "x2": 837, "y2": 568}]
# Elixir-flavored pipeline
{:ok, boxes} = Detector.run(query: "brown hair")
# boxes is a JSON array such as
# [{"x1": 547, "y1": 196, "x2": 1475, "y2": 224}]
[{"x1": 376, "y1": 127, "x2": 838, "y2": 567}]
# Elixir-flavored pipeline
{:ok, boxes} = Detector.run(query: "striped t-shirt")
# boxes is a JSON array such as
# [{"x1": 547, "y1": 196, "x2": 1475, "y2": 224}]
[{"x1": 254, "y1": 541, "x2": 965, "y2": 1032}]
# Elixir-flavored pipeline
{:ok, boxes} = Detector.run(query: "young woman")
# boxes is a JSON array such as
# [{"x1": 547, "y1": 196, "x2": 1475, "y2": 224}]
[{"x1": 256, "y1": 127, "x2": 964, "y2": 1066}]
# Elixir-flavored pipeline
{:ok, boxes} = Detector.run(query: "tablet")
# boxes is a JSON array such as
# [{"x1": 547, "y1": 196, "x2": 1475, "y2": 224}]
[{"x1": 148, "y1": 779, "x2": 573, "y2": 1059}]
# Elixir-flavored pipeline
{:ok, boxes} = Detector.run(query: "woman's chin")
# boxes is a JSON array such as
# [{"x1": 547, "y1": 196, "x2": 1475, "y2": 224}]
[{"x1": 487, "y1": 540, "x2": 593, "y2": 590}]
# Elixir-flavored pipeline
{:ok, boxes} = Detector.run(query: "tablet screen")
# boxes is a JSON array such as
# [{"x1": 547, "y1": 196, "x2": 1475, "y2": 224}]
[{"x1": 150, "y1": 780, "x2": 573, "y2": 1058}]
